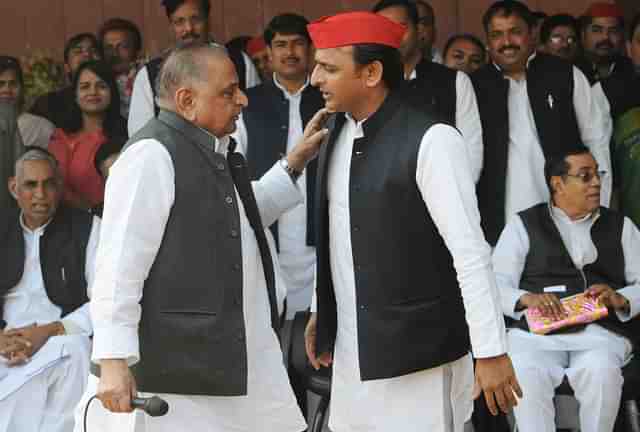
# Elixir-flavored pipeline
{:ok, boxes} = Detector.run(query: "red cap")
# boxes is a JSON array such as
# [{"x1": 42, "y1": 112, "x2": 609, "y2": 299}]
[
  {"x1": 246, "y1": 36, "x2": 267, "y2": 56},
  {"x1": 584, "y1": 2, "x2": 624, "y2": 18},
  {"x1": 307, "y1": 12, "x2": 406, "y2": 49}
]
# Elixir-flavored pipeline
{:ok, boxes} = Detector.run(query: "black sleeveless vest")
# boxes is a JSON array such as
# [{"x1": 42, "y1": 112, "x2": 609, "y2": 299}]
[
  {"x1": 0, "y1": 206, "x2": 92, "y2": 329},
  {"x1": 315, "y1": 92, "x2": 470, "y2": 381},
  {"x1": 401, "y1": 59, "x2": 457, "y2": 125},
  {"x1": 472, "y1": 53, "x2": 584, "y2": 245},
  {"x1": 518, "y1": 203, "x2": 640, "y2": 345},
  {"x1": 126, "y1": 110, "x2": 249, "y2": 396}
]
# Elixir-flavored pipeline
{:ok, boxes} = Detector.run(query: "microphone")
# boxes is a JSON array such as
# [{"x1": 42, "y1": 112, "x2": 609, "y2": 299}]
[{"x1": 131, "y1": 396, "x2": 169, "y2": 417}]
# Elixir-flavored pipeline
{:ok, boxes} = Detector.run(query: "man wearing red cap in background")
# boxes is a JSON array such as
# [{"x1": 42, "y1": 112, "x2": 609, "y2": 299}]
[
  {"x1": 576, "y1": 2, "x2": 635, "y2": 84},
  {"x1": 303, "y1": 11, "x2": 521, "y2": 432},
  {"x1": 246, "y1": 36, "x2": 273, "y2": 82}
]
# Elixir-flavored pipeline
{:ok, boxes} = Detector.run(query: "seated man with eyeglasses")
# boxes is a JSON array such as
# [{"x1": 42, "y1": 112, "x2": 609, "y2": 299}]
[{"x1": 493, "y1": 146, "x2": 640, "y2": 432}]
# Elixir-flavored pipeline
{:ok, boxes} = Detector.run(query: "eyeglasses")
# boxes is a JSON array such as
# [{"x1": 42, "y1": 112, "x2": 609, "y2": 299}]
[
  {"x1": 564, "y1": 170, "x2": 606, "y2": 183},
  {"x1": 549, "y1": 35, "x2": 577, "y2": 45}
]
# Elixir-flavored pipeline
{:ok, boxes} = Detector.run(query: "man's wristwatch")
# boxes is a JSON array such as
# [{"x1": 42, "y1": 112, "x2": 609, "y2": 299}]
[{"x1": 280, "y1": 156, "x2": 303, "y2": 182}]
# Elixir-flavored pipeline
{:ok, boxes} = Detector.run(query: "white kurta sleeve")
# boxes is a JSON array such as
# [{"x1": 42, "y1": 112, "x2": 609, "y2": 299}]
[
  {"x1": 60, "y1": 216, "x2": 101, "y2": 336},
  {"x1": 492, "y1": 215, "x2": 531, "y2": 320},
  {"x1": 252, "y1": 163, "x2": 303, "y2": 228},
  {"x1": 416, "y1": 123, "x2": 507, "y2": 358},
  {"x1": 573, "y1": 67, "x2": 612, "y2": 206},
  {"x1": 127, "y1": 66, "x2": 155, "y2": 137},
  {"x1": 242, "y1": 52, "x2": 261, "y2": 89},
  {"x1": 455, "y1": 71, "x2": 483, "y2": 183},
  {"x1": 90, "y1": 140, "x2": 175, "y2": 365},
  {"x1": 615, "y1": 217, "x2": 640, "y2": 321}
]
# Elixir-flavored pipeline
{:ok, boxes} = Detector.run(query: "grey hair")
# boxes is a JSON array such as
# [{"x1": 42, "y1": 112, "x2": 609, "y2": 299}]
[
  {"x1": 14, "y1": 148, "x2": 61, "y2": 181},
  {"x1": 155, "y1": 41, "x2": 229, "y2": 110}
]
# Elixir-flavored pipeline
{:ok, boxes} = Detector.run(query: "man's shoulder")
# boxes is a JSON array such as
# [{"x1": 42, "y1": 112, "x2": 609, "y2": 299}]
[{"x1": 416, "y1": 59, "x2": 457, "y2": 80}]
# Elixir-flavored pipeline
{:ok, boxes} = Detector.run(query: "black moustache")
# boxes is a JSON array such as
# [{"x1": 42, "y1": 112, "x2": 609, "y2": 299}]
[
  {"x1": 284, "y1": 57, "x2": 300, "y2": 62},
  {"x1": 182, "y1": 33, "x2": 199, "y2": 40}
]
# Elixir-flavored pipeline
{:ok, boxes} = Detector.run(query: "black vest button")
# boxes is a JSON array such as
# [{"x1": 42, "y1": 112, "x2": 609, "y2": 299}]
[
  {"x1": 230, "y1": 229, "x2": 239, "y2": 238},
  {"x1": 225, "y1": 196, "x2": 233, "y2": 204},
  {"x1": 233, "y1": 263, "x2": 241, "y2": 271},
  {"x1": 217, "y1": 163, "x2": 225, "y2": 170},
  {"x1": 353, "y1": 226, "x2": 360, "y2": 232}
]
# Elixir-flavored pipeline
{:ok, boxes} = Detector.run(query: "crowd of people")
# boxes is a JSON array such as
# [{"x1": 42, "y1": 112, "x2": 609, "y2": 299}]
[{"x1": 0, "y1": 0, "x2": 639, "y2": 431}]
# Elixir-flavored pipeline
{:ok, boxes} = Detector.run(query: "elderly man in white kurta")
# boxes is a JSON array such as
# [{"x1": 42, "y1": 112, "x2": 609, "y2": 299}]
[
  {"x1": 91, "y1": 42, "x2": 328, "y2": 432},
  {"x1": 304, "y1": 12, "x2": 521, "y2": 432},
  {"x1": 0, "y1": 148, "x2": 97, "y2": 432}
]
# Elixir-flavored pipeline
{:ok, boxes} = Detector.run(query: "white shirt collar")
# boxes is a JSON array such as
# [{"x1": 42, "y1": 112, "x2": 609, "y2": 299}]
[
  {"x1": 549, "y1": 202, "x2": 599, "y2": 225},
  {"x1": 272, "y1": 74, "x2": 310, "y2": 98},
  {"x1": 20, "y1": 211, "x2": 52, "y2": 236}
]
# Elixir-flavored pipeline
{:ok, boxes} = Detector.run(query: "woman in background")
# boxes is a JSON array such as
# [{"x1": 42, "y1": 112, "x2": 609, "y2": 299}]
[{"x1": 49, "y1": 60, "x2": 126, "y2": 210}]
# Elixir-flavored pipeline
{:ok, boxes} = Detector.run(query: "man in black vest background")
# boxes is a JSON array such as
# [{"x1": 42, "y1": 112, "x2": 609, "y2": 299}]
[
  {"x1": 303, "y1": 11, "x2": 520, "y2": 432},
  {"x1": 0, "y1": 147, "x2": 97, "y2": 432},
  {"x1": 493, "y1": 146, "x2": 640, "y2": 432},
  {"x1": 576, "y1": 2, "x2": 634, "y2": 85},
  {"x1": 373, "y1": 0, "x2": 484, "y2": 182},
  {"x1": 92, "y1": 42, "x2": 327, "y2": 432},
  {"x1": 127, "y1": 0, "x2": 260, "y2": 136},
  {"x1": 234, "y1": 13, "x2": 323, "y2": 419},
  {"x1": 593, "y1": 13, "x2": 640, "y2": 229},
  {"x1": 473, "y1": 0, "x2": 612, "y2": 246}
]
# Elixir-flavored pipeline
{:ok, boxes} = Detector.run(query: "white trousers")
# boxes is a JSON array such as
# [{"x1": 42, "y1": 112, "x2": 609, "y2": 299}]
[
  {"x1": 0, "y1": 335, "x2": 90, "y2": 432},
  {"x1": 511, "y1": 344, "x2": 626, "y2": 432}
]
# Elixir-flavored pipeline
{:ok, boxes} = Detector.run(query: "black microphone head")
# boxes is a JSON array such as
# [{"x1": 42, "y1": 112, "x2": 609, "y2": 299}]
[{"x1": 145, "y1": 396, "x2": 169, "y2": 417}]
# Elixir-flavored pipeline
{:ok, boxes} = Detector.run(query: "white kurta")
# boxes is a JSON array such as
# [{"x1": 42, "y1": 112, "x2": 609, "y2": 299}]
[
  {"x1": 89, "y1": 132, "x2": 307, "y2": 432},
  {"x1": 502, "y1": 60, "x2": 613, "y2": 221},
  {"x1": 493, "y1": 206, "x2": 640, "y2": 432},
  {"x1": 127, "y1": 52, "x2": 261, "y2": 137},
  {"x1": 0, "y1": 214, "x2": 98, "y2": 432},
  {"x1": 325, "y1": 116, "x2": 507, "y2": 432}
]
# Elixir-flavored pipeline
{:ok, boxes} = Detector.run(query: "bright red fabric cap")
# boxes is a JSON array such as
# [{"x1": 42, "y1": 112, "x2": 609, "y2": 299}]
[
  {"x1": 246, "y1": 36, "x2": 267, "y2": 56},
  {"x1": 584, "y1": 2, "x2": 624, "y2": 18},
  {"x1": 307, "y1": 11, "x2": 406, "y2": 49}
]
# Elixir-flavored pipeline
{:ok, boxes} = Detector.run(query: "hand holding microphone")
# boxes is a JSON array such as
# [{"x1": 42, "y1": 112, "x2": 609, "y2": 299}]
[{"x1": 96, "y1": 358, "x2": 169, "y2": 417}]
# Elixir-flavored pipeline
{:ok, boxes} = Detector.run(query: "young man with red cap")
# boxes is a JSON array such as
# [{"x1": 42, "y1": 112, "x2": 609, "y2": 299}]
[
  {"x1": 576, "y1": 2, "x2": 634, "y2": 84},
  {"x1": 303, "y1": 11, "x2": 521, "y2": 432}
]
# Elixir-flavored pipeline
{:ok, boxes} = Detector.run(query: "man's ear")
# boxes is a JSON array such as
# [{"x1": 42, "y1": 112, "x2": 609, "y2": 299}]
[
  {"x1": 8, "y1": 177, "x2": 17, "y2": 199},
  {"x1": 627, "y1": 41, "x2": 633, "y2": 59},
  {"x1": 550, "y1": 175, "x2": 563, "y2": 196},
  {"x1": 363, "y1": 60, "x2": 384, "y2": 88},
  {"x1": 175, "y1": 87, "x2": 196, "y2": 121}
]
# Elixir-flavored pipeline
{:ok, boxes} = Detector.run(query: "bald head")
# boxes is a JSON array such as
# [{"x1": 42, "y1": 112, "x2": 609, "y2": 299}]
[{"x1": 156, "y1": 41, "x2": 229, "y2": 110}]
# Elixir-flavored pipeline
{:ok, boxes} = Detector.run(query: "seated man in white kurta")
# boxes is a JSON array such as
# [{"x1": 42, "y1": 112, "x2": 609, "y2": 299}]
[
  {"x1": 493, "y1": 146, "x2": 640, "y2": 432},
  {"x1": 0, "y1": 147, "x2": 98, "y2": 432}
]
